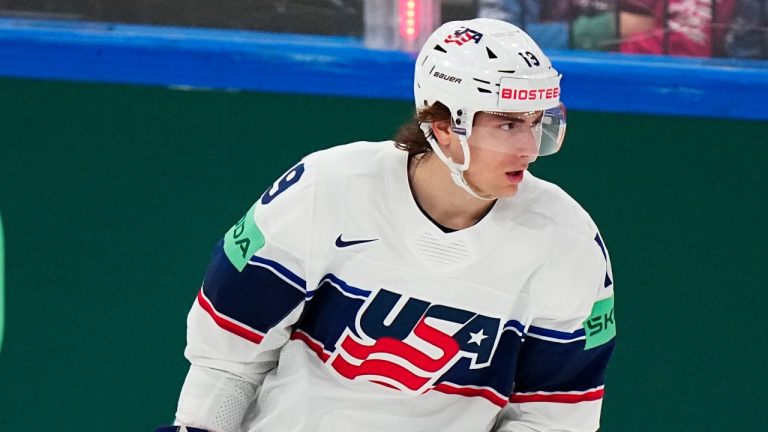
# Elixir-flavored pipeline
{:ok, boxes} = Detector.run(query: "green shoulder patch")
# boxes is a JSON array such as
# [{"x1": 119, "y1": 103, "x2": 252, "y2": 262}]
[
  {"x1": 582, "y1": 295, "x2": 616, "y2": 350},
  {"x1": 223, "y1": 204, "x2": 265, "y2": 272}
]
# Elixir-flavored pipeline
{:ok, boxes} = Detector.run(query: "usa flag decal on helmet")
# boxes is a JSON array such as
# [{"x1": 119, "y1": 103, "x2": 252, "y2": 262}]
[{"x1": 444, "y1": 27, "x2": 483, "y2": 46}]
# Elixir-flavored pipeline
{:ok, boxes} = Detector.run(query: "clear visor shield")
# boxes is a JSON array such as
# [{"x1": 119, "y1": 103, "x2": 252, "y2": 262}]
[{"x1": 465, "y1": 103, "x2": 566, "y2": 157}]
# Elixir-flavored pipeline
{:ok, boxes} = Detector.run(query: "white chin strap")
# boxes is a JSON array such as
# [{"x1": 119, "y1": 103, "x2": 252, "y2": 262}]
[{"x1": 420, "y1": 123, "x2": 496, "y2": 201}]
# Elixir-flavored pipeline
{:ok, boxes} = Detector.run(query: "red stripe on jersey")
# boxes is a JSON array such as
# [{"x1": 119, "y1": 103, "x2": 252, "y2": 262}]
[
  {"x1": 510, "y1": 388, "x2": 604, "y2": 404},
  {"x1": 197, "y1": 290, "x2": 264, "y2": 344},
  {"x1": 331, "y1": 354, "x2": 430, "y2": 391},
  {"x1": 338, "y1": 330, "x2": 458, "y2": 373},
  {"x1": 433, "y1": 383, "x2": 508, "y2": 408},
  {"x1": 371, "y1": 380, "x2": 399, "y2": 390},
  {"x1": 291, "y1": 330, "x2": 331, "y2": 362}
]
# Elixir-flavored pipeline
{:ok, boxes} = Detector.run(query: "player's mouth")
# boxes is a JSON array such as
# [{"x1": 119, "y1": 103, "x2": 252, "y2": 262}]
[{"x1": 505, "y1": 170, "x2": 524, "y2": 184}]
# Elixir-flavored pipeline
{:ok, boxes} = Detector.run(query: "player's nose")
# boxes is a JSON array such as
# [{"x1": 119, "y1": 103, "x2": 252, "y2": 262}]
[{"x1": 514, "y1": 128, "x2": 540, "y2": 160}]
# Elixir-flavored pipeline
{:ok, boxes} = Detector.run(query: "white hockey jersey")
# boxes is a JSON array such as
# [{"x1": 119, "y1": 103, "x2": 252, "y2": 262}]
[{"x1": 174, "y1": 141, "x2": 616, "y2": 432}]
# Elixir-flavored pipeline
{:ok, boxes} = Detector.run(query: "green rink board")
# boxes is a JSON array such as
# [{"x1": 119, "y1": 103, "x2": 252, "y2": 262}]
[
  {"x1": 0, "y1": 77, "x2": 766, "y2": 431},
  {"x1": 0, "y1": 210, "x2": 4, "y2": 354}
]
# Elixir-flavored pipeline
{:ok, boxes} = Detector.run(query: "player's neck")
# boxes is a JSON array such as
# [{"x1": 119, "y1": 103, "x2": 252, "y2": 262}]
[{"x1": 408, "y1": 153, "x2": 495, "y2": 231}]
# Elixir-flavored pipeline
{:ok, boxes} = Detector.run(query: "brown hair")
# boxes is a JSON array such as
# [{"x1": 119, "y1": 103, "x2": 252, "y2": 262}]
[{"x1": 394, "y1": 102, "x2": 451, "y2": 155}]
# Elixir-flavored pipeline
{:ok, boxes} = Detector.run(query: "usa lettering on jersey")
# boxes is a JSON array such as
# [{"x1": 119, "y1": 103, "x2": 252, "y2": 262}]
[{"x1": 298, "y1": 284, "x2": 508, "y2": 399}]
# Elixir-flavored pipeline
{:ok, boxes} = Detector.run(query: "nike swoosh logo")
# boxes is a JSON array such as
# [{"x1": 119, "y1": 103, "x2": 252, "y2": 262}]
[{"x1": 335, "y1": 234, "x2": 379, "y2": 248}]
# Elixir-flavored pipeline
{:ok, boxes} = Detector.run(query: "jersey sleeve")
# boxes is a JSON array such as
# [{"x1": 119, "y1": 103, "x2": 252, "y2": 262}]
[
  {"x1": 174, "y1": 158, "x2": 318, "y2": 432},
  {"x1": 495, "y1": 232, "x2": 616, "y2": 432}
]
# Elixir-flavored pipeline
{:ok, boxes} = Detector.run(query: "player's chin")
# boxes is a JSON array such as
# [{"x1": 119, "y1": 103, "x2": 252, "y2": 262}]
[{"x1": 495, "y1": 184, "x2": 521, "y2": 198}]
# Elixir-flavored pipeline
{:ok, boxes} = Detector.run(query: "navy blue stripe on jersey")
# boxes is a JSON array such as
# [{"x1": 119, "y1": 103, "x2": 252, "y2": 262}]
[
  {"x1": 436, "y1": 326, "x2": 523, "y2": 400},
  {"x1": 504, "y1": 320, "x2": 525, "y2": 336},
  {"x1": 249, "y1": 255, "x2": 307, "y2": 291},
  {"x1": 594, "y1": 232, "x2": 608, "y2": 260},
  {"x1": 512, "y1": 335, "x2": 615, "y2": 395},
  {"x1": 594, "y1": 232, "x2": 613, "y2": 288},
  {"x1": 527, "y1": 325, "x2": 587, "y2": 342},
  {"x1": 310, "y1": 273, "x2": 372, "y2": 299},
  {"x1": 295, "y1": 276, "x2": 369, "y2": 352},
  {"x1": 197, "y1": 289, "x2": 266, "y2": 344},
  {"x1": 507, "y1": 319, "x2": 587, "y2": 342},
  {"x1": 201, "y1": 240, "x2": 306, "y2": 337}
]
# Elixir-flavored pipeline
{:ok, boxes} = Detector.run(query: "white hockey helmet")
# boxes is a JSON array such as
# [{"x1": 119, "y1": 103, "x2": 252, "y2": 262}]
[{"x1": 414, "y1": 18, "x2": 566, "y2": 199}]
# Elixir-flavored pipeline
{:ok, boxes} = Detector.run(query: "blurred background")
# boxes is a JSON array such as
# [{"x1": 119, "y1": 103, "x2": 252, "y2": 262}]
[
  {"x1": 0, "y1": 1, "x2": 766, "y2": 431},
  {"x1": 1, "y1": 0, "x2": 767, "y2": 58}
]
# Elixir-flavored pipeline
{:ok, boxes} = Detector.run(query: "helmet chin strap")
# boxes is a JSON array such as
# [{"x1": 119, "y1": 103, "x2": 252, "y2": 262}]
[{"x1": 420, "y1": 123, "x2": 497, "y2": 201}]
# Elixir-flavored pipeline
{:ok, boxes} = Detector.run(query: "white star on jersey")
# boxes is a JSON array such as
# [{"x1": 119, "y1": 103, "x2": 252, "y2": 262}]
[{"x1": 468, "y1": 329, "x2": 488, "y2": 346}]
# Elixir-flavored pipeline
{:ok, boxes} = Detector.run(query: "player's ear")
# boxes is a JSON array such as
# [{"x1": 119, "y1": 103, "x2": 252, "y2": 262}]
[{"x1": 431, "y1": 119, "x2": 452, "y2": 147}]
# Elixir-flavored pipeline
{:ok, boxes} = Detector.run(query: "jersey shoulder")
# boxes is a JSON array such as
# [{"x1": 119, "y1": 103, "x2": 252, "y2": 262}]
[
  {"x1": 514, "y1": 173, "x2": 612, "y2": 317},
  {"x1": 304, "y1": 140, "x2": 396, "y2": 179},
  {"x1": 258, "y1": 140, "x2": 394, "y2": 210},
  {"x1": 516, "y1": 172, "x2": 600, "y2": 241}
]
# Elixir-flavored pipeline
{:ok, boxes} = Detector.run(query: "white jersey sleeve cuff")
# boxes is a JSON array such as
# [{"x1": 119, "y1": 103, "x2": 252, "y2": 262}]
[{"x1": 175, "y1": 364, "x2": 260, "y2": 432}]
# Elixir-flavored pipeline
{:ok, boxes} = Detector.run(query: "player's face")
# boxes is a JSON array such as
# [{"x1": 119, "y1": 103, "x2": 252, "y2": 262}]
[{"x1": 459, "y1": 111, "x2": 541, "y2": 198}]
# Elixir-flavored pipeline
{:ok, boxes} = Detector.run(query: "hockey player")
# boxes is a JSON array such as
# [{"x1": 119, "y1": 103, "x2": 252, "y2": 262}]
[{"x1": 156, "y1": 18, "x2": 616, "y2": 432}]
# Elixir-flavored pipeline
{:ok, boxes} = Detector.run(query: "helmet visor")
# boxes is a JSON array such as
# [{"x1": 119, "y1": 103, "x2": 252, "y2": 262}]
[
  {"x1": 540, "y1": 103, "x2": 566, "y2": 156},
  {"x1": 467, "y1": 103, "x2": 566, "y2": 157}
]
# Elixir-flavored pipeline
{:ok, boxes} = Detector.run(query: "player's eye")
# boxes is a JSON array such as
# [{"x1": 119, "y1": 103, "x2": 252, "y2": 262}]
[{"x1": 500, "y1": 122, "x2": 516, "y2": 131}]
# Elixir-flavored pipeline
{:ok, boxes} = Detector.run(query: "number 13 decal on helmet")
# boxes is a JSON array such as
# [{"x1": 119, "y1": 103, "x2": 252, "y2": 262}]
[{"x1": 518, "y1": 51, "x2": 540, "y2": 67}]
